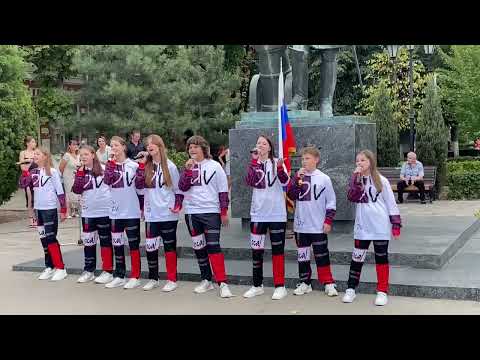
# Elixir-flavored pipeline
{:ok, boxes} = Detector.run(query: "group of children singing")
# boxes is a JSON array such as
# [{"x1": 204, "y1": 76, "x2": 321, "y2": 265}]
[{"x1": 19, "y1": 133, "x2": 401, "y2": 306}]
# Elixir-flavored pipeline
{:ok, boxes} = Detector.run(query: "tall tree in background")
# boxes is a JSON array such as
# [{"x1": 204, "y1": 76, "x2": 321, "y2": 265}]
[
  {"x1": 73, "y1": 45, "x2": 241, "y2": 149},
  {"x1": 358, "y1": 48, "x2": 427, "y2": 131},
  {"x1": 0, "y1": 46, "x2": 38, "y2": 205},
  {"x1": 22, "y1": 45, "x2": 77, "y2": 131},
  {"x1": 371, "y1": 80, "x2": 399, "y2": 166},
  {"x1": 416, "y1": 75, "x2": 449, "y2": 187},
  {"x1": 438, "y1": 45, "x2": 480, "y2": 144}
]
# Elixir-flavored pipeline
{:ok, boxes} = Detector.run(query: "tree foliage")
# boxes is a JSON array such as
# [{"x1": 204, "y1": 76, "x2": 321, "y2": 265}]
[
  {"x1": 0, "y1": 46, "x2": 38, "y2": 205},
  {"x1": 370, "y1": 81, "x2": 399, "y2": 166},
  {"x1": 416, "y1": 75, "x2": 449, "y2": 187},
  {"x1": 73, "y1": 45, "x2": 241, "y2": 149},
  {"x1": 358, "y1": 48, "x2": 427, "y2": 131},
  {"x1": 438, "y1": 45, "x2": 480, "y2": 141}
]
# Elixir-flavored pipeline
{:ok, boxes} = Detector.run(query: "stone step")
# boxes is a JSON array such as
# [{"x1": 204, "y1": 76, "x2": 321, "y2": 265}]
[{"x1": 12, "y1": 248, "x2": 480, "y2": 302}]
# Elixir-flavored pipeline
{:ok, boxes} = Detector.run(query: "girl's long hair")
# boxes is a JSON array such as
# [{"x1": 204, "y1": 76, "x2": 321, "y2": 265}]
[
  {"x1": 358, "y1": 149, "x2": 383, "y2": 193},
  {"x1": 145, "y1": 135, "x2": 173, "y2": 188},
  {"x1": 80, "y1": 145, "x2": 104, "y2": 177},
  {"x1": 37, "y1": 147, "x2": 54, "y2": 176},
  {"x1": 258, "y1": 135, "x2": 276, "y2": 175}
]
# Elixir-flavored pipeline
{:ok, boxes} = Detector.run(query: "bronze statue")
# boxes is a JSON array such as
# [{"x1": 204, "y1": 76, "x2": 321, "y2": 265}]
[{"x1": 248, "y1": 45, "x2": 344, "y2": 117}]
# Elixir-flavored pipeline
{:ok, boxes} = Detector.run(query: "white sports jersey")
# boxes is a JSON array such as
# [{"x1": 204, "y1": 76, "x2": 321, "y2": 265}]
[
  {"x1": 250, "y1": 158, "x2": 289, "y2": 223},
  {"x1": 182, "y1": 159, "x2": 228, "y2": 215},
  {"x1": 78, "y1": 166, "x2": 111, "y2": 218},
  {"x1": 354, "y1": 175, "x2": 400, "y2": 240},
  {"x1": 144, "y1": 159, "x2": 180, "y2": 222},
  {"x1": 106, "y1": 158, "x2": 143, "y2": 219},
  {"x1": 293, "y1": 169, "x2": 336, "y2": 233},
  {"x1": 32, "y1": 168, "x2": 64, "y2": 210}
]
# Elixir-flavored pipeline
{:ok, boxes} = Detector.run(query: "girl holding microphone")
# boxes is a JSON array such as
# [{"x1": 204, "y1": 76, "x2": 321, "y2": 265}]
[
  {"x1": 135, "y1": 135, "x2": 182, "y2": 292},
  {"x1": 343, "y1": 150, "x2": 401, "y2": 306},
  {"x1": 178, "y1": 135, "x2": 233, "y2": 298},
  {"x1": 103, "y1": 136, "x2": 144, "y2": 289},
  {"x1": 19, "y1": 147, "x2": 68, "y2": 281},
  {"x1": 72, "y1": 145, "x2": 114, "y2": 284},
  {"x1": 243, "y1": 135, "x2": 290, "y2": 300}
]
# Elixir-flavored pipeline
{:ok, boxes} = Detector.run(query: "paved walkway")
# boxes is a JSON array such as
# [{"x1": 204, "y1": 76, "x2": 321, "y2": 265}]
[{"x1": 1, "y1": 190, "x2": 480, "y2": 314}]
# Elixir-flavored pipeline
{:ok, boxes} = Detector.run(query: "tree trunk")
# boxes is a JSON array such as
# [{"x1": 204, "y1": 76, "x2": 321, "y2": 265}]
[{"x1": 451, "y1": 125, "x2": 459, "y2": 158}]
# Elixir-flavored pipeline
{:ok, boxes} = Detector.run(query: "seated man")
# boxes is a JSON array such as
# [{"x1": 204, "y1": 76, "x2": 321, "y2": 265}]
[{"x1": 397, "y1": 152, "x2": 426, "y2": 204}]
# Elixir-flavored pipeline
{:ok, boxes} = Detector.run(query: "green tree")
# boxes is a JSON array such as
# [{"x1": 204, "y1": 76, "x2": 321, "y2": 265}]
[
  {"x1": 358, "y1": 48, "x2": 427, "y2": 131},
  {"x1": 438, "y1": 45, "x2": 480, "y2": 142},
  {"x1": 22, "y1": 45, "x2": 76, "y2": 129},
  {"x1": 371, "y1": 81, "x2": 399, "y2": 166},
  {"x1": 0, "y1": 46, "x2": 38, "y2": 205},
  {"x1": 416, "y1": 75, "x2": 449, "y2": 188},
  {"x1": 73, "y1": 45, "x2": 241, "y2": 149}
]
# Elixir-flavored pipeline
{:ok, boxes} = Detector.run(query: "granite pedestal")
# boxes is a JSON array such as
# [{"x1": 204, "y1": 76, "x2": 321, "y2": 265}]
[{"x1": 229, "y1": 111, "x2": 376, "y2": 225}]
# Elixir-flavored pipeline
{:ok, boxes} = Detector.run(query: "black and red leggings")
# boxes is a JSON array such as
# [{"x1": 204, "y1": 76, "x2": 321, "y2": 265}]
[
  {"x1": 347, "y1": 239, "x2": 389, "y2": 293},
  {"x1": 36, "y1": 209, "x2": 64, "y2": 270},
  {"x1": 294, "y1": 232, "x2": 335, "y2": 286},
  {"x1": 145, "y1": 220, "x2": 178, "y2": 281},
  {"x1": 250, "y1": 221, "x2": 286, "y2": 288},
  {"x1": 185, "y1": 213, "x2": 227, "y2": 285},
  {"x1": 111, "y1": 218, "x2": 141, "y2": 279},
  {"x1": 81, "y1": 216, "x2": 113, "y2": 273}
]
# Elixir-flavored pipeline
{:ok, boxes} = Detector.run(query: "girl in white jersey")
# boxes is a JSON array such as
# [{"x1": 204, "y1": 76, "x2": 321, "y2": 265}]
[
  {"x1": 343, "y1": 150, "x2": 402, "y2": 306},
  {"x1": 19, "y1": 147, "x2": 68, "y2": 281},
  {"x1": 72, "y1": 145, "x2": 114, "y2": 284},
  {"x1": 135, "y1": 134, "x2": 183, "y2": 292},
  {"x1": 103, "y1": 136, "x2": 144, "y2": 290},
  {"x1": 243, "y1": 135, "x2": 290, "y2": 300},
  {"x1": 178, "y1": 135, "x2": 233, "y2": 298},
  {"x1": 287, "y1": 146, "x2": 338, "y2": 297}
]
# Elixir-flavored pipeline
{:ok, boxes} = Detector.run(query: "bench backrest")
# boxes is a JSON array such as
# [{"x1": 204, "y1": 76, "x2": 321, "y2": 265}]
[{"x1": 378, "y1": 166, "x2": 437, "y2": 185}]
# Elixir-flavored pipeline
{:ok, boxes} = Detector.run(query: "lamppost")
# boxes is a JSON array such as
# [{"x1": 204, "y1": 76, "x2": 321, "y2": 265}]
[
  {"x1": 385, "y1": 45, "x2": 402, "y2": 84},
  {"x1": 406, "y1": 45, "x2": 415, "y2": 152}
]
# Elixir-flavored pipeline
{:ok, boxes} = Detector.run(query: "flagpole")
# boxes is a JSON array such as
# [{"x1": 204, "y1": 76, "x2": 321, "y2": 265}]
[{"x1": 278, "y1": 57, "x2": 283, "y2": 161}]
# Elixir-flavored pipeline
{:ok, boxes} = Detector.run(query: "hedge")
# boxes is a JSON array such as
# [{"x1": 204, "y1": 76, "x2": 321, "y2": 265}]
[{"x1": 446, "y1": 160, "x2": 480, "y2": 200}]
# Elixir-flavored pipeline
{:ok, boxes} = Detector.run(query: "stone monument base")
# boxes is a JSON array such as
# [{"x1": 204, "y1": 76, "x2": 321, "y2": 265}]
[{"x1": 229, "y1": 111, "x2": 376, "y2": 225}]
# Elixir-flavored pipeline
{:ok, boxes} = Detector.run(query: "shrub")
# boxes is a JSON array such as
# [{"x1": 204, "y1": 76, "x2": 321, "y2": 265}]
[
  {"x1": 168, "y1": 150, "x2": 188, "y2": 170},
  {"x1": 446, "y1": 159, "x2": 480, "y2": 199},
  {"x1": 0, "y1": 46, "x2": 38, "y2": 206}
]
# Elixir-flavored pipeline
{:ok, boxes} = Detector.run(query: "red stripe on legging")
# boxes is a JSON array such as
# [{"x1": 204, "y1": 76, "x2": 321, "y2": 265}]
[
  {"x1": 130, "y1": 249, "x2": 141, "y2": 279},
  {"x1": 317, "y1": 265, "x2": 334, "y2": 285},
  {"x1": 272, "y1": 254, "x2": 285, "y2": 287},
  {"x1": 47, "y1": 243, "x2": 65, "y2": 269},
  {"x1": 101, "y1": 246, "x2": 113, "y2": 272},
  {"x1": 165, "y1": 251, "x2": 177, "y2": 282},
  {"x1": 376, "y1": 264, "x2": 389, "y2": 293},
  {"x1": 208, "y1": 253, "x2": 227, "y2": 284}
]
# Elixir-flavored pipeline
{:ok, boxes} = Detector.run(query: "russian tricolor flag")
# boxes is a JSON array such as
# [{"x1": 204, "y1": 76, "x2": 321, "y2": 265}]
[
  {"x1": 278, "y1": 59, "x2": 296, "y2": 213},
  {"x1": 278, "y1": 59, "x2": 296, "y2": 174}
]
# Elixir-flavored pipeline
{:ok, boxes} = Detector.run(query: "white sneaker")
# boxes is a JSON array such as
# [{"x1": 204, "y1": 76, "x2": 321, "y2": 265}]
[
  {"x1": 142, "y1": 279, "x2": 159, "y2": 291},
  {"x1": 162, "y1": 280, "x2": 178, "y2": 292},
  {"x1": 94, "y1": 271, "x2": 114, "y2": 284},
  {"x1": 50, "y1": 268, "x2": 68, "y2": 281},
  {"x1": 243, "y1": 285, "x2": 265, "y2": 298},
  {"x1": 194, "y1": 279, "x2": 214, "y2": 294},
  {"x1": 272, "y1": 286, "x2": 288, "y2": 300},
  {"x1": 38, "y1": 267, "x2": 55, "y2": 280},
  {"x1": 325, "y1": 283, "x2": 339, "y2": 297},
  {"x1": 342, "y1": 288, "x2": 356, "y2": 303},
  {"x1": 105, "y1": 277, "x2": 126, "y2": 288},
  {"x1": 77, "y1": 271, "x2": 95, "y2": 283},
  {"x1": 293, "y1": 282, "x2": 312, "y2": 296},
  {"x1": 124, "y1": 278, "x2": 141, "y2": 289},
  {"x1": 219, "y1": 282, "x2": 234, "y2": 298},
  {"x1": 375, "y1": 291, "x2": 388, "y2": 306}
]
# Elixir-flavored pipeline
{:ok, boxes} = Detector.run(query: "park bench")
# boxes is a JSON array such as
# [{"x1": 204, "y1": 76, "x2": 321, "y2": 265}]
[{"x1": 378, "y1": 166, "x2": 437, "y2": 203}]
